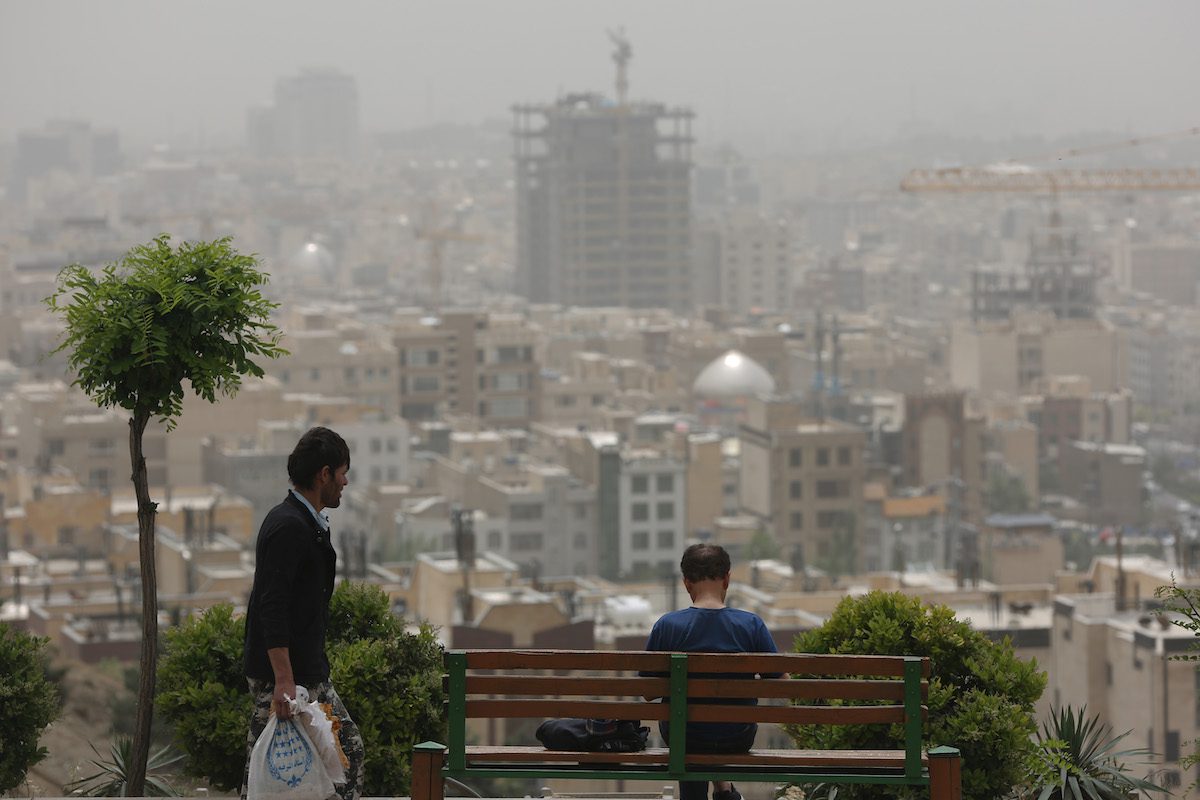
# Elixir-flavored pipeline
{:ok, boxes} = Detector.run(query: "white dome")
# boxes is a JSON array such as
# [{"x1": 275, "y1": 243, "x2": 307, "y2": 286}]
[
  {"x1": 693, "y1": 350, "x2": 775, "y2": 398},
  {"x1": 291, "y1": 242, "x2": 335, "y2": 277}
]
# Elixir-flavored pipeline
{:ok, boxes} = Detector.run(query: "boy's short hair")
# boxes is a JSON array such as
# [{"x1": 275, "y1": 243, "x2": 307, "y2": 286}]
[
  {"x1": 680, "y1": 543, "x2": 731, "y2": 583},
  {"x1": 287, "y1": 426, "x2": 350, "y2": 489}
]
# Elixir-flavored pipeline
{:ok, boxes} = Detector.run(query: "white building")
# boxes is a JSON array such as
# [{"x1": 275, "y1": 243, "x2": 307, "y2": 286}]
[{"x1": 618, "y1": 451, "x2": 687, "y2": 579}]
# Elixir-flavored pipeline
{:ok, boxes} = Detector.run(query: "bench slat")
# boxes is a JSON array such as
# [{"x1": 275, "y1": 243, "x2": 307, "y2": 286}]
[
  {"x1": 460, "y1": 650, "x2": 671, "y2": 671},
  {"x1": 464, "y1": 700, "x2": 923, "y2": 725},
  {"x1": 464, "y1": 746, "x2": 928, "y2": 769},
  {"x1": 462, "y1": 675, "x2": 927, "y2": 702},
  {"x1": 456, "y1": 650, "x2": 931, "y2": 679},
  {"x1": 466, "y1": 676, "x2": 670, "y2": 696},
  {"x1": 687, "y1": 678, "x2": 927, "y2": 702},
  {"x1": 685, "y1": 653, "x2": 931, "y2": 678}
]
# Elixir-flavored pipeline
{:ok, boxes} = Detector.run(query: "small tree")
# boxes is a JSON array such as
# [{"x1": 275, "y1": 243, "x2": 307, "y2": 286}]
[
  {"x1": 0, "y1": 623, "x2": 61, "y2": 793},
  {"x1": 47, "y1": 235, "x2": 284, "y2": 795},
  {"x1": 987, "y1": 471, "x2": 1031, "y2": 515},
  {"x1": 743, "y1": 526, "x2": 781, "y2": 562},
  {"x1": 158, "y1": 583, "x2": 446, "y2": 795},
  {"x1": 787, "y1": 591, "x2": 1046, "y2": 800},
  {"x1": 1155, "y1": 579, "x2": 1200, "y2": 789}
]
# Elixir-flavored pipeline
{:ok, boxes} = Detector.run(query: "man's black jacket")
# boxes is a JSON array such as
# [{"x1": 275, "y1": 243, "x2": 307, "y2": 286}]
[{"x1": 243, "y1": 492, "x2": 337, "y2": 686}]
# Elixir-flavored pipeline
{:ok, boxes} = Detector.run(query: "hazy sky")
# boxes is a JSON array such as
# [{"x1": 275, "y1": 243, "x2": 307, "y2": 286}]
[{"x1": 3, "y1": 1, "x2": 1198, "y2": 152}]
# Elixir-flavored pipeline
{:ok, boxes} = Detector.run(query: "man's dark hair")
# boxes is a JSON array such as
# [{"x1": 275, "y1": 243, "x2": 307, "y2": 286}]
[
  {"x1": 680, "y1": 543, "x2": 731, "y2": 583},
  {"x1": 287, "y1": 426, "x2": 350, "y2": 489}
]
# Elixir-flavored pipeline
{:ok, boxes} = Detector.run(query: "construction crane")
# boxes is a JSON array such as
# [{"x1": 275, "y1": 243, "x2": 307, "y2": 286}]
[
  {"x1": 413, "y1": 199, "x2": 484, "y2": 313},
  {"x1": 901, "y1": 167, "x2": 1200, "y2": 193},
  {"x1": 901, "y1": 127, "x2": 1200, "y2": 193}
]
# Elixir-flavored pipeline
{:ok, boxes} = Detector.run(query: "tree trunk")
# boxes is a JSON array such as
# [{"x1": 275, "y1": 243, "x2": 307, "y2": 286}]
[{"x1": 128, "y1": 410, "x2": 157, "y2": 797}]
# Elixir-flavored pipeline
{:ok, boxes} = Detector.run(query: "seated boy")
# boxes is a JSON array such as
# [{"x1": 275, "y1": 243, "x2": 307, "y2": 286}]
[{"x1": 642, "y1": 543, "x2": 780, "y2": 800}]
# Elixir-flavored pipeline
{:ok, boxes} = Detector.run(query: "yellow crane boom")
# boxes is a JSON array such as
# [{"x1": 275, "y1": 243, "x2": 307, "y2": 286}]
[{"x1": 901, "y1": 167, "x2": 1200, "y2": 193}]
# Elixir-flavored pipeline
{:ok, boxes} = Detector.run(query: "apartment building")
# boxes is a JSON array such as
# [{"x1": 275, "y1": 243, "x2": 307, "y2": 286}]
[
  {"x1": 950, "y1": 310, "x2": 1127, "y2": 395},
  {"x1": 717, "y1": 214, "x2": 793, "y2": 315},
  {"x1": 738, "y1": 397, "x2": 866, "y2": 568},
  {"x1": 392, "y1": 310, "x2": 541, "y2": 426}
]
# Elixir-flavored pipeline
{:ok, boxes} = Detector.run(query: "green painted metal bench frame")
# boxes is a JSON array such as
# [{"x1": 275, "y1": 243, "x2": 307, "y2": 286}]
[{"x1": 411, "y1": 649, "x2": 962, "y2": 800}]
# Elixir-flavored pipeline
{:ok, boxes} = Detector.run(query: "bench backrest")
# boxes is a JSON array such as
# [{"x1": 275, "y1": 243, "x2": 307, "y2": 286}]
[{"x1": 445, "y1": 649, "x2": 931, "y2": 780}]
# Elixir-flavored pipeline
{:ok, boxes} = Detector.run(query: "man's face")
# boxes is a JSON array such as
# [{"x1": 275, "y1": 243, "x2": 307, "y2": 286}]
[{"x1": 320, "y1": 464, "x2": 350, "y2": 509}]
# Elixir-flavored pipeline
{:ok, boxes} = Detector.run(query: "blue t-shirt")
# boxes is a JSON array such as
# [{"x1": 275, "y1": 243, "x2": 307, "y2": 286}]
[{"x1": 642, "y1": 606, "x2": 779, "y2": 744}]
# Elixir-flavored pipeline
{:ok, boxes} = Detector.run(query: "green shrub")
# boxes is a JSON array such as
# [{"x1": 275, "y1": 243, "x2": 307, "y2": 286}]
[
  {"x1": 157, "y1": 582, "x2": 445, "y2": 795},
  {"x1": 787, "y1": 591, "x2": 1046, "y2": 800},
  {"x1": 156, "y1": 604, "x2": 253, "y2": 791},
  {"x1": 0, "y1": 623, "x2": 61, "y2": 792}
]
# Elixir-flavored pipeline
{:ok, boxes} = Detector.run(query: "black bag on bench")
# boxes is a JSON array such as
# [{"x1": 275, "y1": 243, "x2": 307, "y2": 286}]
[{"x1": 536, "y1": 718, "x2": 650, "y2": 753}]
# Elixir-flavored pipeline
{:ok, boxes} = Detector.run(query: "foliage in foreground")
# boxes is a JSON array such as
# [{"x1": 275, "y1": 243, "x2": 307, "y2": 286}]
[
  {"x1": 63, "y1": 737, "x2": 182, "y2": 797},
  {"x1": 1015, "y1": 705, "x2": 1165, "y2": 800},
  {"x1": 0, "y1": 624, "x2": 61, "y2": 793},
  {"x1": 1156, "y1": 579, "x2": 1200, "y2": 790},
  {"x1": 46, "y1": 234, "x2": 284, "y2": 796},
  {"x1": 786, "y1": 591, "x2": 1046, "y2": 800},
  {"x1": 158, "y1": 582, "x2": 445, "y2": 794}
]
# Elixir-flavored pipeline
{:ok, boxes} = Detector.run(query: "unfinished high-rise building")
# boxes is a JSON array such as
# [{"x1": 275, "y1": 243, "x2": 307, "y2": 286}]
[
  {"x1": 971, "y1": 210, "x2": 1100, "y2": 323},
  {"x1": 513, "y1": 33, "x2": 694, "y2": 310}
]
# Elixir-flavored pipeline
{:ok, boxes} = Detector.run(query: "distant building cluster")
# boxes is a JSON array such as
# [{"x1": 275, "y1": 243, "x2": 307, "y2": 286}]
[{"x1": 2, "y1": 49, "x2": 1200, "y2": 788}]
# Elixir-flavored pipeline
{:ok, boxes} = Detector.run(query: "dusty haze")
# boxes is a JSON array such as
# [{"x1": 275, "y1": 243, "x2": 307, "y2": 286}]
[{"x1": 2, "y1": 0, "x2": 1197, "y2": 152}]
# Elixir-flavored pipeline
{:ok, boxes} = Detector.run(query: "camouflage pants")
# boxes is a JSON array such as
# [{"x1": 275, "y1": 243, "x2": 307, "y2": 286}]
[{"x1": 242, "y1": 678, "x2": 365, "y2": 800}]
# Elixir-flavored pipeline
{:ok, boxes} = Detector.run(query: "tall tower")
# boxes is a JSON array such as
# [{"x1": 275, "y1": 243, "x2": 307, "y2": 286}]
[{"x1": 513, "y1": 35, "x2": 695, "y2": 310}]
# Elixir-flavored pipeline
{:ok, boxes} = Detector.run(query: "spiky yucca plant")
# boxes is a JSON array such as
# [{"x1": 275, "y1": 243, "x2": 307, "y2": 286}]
[
  {"x1": 1021, "y1": 706, "x2": 1166, "y2": 800},
  {"x1": 63, "y1": 736, "x2": 182, "y2": 797}
]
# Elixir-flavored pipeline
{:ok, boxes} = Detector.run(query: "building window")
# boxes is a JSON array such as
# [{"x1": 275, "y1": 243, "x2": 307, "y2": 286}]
[
  {"x1": 370, "y1": 466, "x2": 382, "y2": 482},
  {"x1": 632, "y1": 531, "x2": 650, "y2": 550},
  {"x1": 817, "y1": 480, "x2": 847, "y2": 499},
  {"x1": 790, "y1": 512, "x2": 803, "y2": 531},
  {"x1": 789, "y1": 448, "x2": 802, "y2": 468},
  {"x1": 656, "y1": 474, "x2": 674, "y2": 493},
  {"x1": 657, "y1": 530, "x2": 674, "y2": 549},
  {"x1": 789, "y1": 480, "x2": 802, "y2": 500},
  {"x1": 817, "y1": 510, "x2": 844, "y2": 529},
  {"x1": 47, "y1": 439, "x2": 65, "y2": 457},
  {"x1": 511, "y1": 532, "x2": 543, "y2": 551},
  {"x1": 631, "y1": 475, "x2": 649, "y2": 494},
  {"x1": 370, "y1": 438, "x2": 382, "y2": 454},
  {"x1": 816, "y1": 447, "x2": 830, "y2": 467},
  {"x1": 411, "y1": 375, "x2": 440, "y2": 393},
  {"x1": 838, "y1": 446, "x2": 852, "y2": 465},
  {"x1": 487, "y1": 531, "x2": 503, "y2": 549},
  {"x1": 573, "y1": 503, "x2": 588, "y2": 520},
  {"x1": 344, "y1": 367, "x2": 357, "y2": 381},
  {"x1": 656, "y1": 502, "x2": 675, "y2": 520},
  {"x1": 90, "y1": 438, "x2": 114, "y2": 455},
  {"x1": 386, "y1": 438, "x2": 398, "y2": 453},
  {"x1": 511, "y1": 504, "x2": 543, "y2": 521},
  {"x1": 631, "y1": 503, "x2": 649, "y2": 522},
  {"x1": 57, "y1": 526, "x2": 77, "y2": 547},
  {"x1": 574, "y1": 532, "x2": 588, "y2": 549}
]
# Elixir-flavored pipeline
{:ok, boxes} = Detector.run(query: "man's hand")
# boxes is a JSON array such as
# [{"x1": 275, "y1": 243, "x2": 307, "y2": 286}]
[
  {"x1": 267, "y1": 646, "x2": 296, "y2": 719},
  {"x1": 273, "y1": 678, "x2": 297, "y2": 719}
]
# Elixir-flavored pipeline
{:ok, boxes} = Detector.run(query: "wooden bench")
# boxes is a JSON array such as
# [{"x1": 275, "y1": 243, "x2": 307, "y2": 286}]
[{"x1": 411, "y1": 649, "x2": 962, "y2": 800}]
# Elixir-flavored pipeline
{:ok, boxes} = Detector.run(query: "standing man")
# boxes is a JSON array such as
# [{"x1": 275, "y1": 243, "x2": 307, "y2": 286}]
[
  {"x1": 643, "y1": 543, "x2": 780, "y2": 800},
  {"x1": 242, "y1": 426, "x2": 364, "y2": 800}
]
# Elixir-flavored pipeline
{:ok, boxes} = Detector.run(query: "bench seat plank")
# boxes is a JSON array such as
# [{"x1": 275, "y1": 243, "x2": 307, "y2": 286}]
[{"x1": 464, "y1": 746, "x2": 928, "y2": 769}]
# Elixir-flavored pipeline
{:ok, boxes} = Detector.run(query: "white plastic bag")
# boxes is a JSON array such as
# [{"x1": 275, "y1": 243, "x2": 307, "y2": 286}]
[
  {"x1": 293, "y1": 686, "x2": 348, "y2": 786},
  {"x1": 246, "y1": 695, "x2": 336, "y2": 800}
]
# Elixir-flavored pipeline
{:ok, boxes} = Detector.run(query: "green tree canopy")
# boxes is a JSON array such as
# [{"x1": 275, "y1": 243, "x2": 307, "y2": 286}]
[
  {"x1": 47, "y1": 235, "x2": 284, "y2": 796},
  {"x1": 0, "y1": 624, "x2": 61, "y2": 793},
  {"x1": 987, "y1": 471, "x2": 1032, "y2": 515},
  {"x1": 47, "y1": 235, "x2": 284, "y2": 426},
  {"x1": 788, "y1": 591, "x2": 1046, "y2": 800},
  {"x1": 157, "y1": 583, "x2": 445, "y2": 795}
]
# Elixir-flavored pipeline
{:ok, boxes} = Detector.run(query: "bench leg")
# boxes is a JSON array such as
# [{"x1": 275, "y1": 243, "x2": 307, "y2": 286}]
[
  {"x1": 411, "y1": 741, "x2": 446, "y2": 800},
  {"x1": 928, "y1": 746, "x2": 961, "y2": 800}
]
